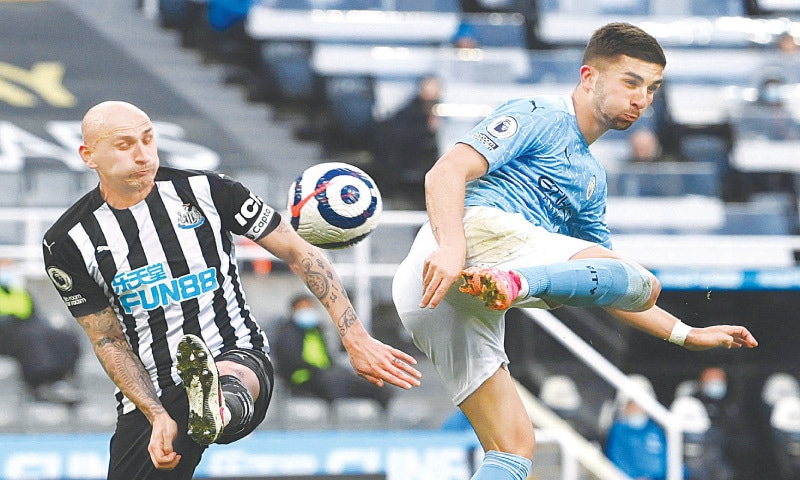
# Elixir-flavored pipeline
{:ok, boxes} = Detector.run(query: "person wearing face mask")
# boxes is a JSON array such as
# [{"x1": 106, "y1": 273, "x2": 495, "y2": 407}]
[
  {"x1": 273, "y1": 295, "x2": 394, "y2": 409},
  {"x1": 605, "y1": 398, "x2": 668, "y2": 480},
  {"x1": 0, "y1": 259, "x2": 82, "y2": 405},
  {"x1": 691, "y1": 366, "x2": 765, "y2": 480}
]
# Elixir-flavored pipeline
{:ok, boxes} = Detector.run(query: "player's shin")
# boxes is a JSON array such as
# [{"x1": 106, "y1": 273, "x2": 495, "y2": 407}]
[
  {"x1": 219, "y1": 375, "x2": 255, "y2": 436},
  {"x1": 517, "y1": 258, "x2": 653, "y2": 311}
]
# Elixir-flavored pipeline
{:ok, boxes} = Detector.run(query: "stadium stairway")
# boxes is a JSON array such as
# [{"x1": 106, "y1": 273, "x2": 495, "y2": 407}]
[{"x1": 57, "y1": 0, "x2": 322, "y2": 208}]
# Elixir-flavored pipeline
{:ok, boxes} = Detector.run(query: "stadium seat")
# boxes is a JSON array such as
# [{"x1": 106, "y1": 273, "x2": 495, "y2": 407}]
[
  {"x1": 0, "y1": 173, "x2": 25, "y2": 207},
  {"x1": 763, "y1": 372, "x2": 800, "y2": 412},
  {"x1": 331, "y1": 398, "x2": 383, "y2": 429},
  {"x1": 257, "y1": 40, "x2": 320, "y2": 105},
  {"x1": 320, "y1": 75, "x2": 377, "y2": 153},
  {"x1": 386, "y1": 397, "x2": 435, "y2": 429},
  {"x1": 718, "y1": 198, "x2": 796, "y2": 235},
  {"x1": 282, "y1": 397, "x2": 332, "y2": 430},
  {"x1": 393, "y1": 0, "x2": 461, "y2": 12},
  {"x1": 614, "y1": 162, "x2": 721, "y2": 198},
  {"x1": 770, "y1": 396, "x2": 800, "y2": 480},
  {"x1": 460, "y1": 12, "x2": 528, "y2": 48},
  {"x1": 540, "y1": 374, "x2": 582, "y2": 418}
]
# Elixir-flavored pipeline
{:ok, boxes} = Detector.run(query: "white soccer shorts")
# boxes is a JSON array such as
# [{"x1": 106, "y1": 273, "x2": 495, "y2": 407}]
[{"x1": 392, "y1": 206, "x2": 597, "y2": 405}]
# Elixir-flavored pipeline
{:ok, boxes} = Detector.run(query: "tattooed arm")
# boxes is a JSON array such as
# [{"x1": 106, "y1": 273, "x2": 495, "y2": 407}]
[
  {"x1": 76, "y1": 307, "x2": 181, "y2": 470},
  {"x1": 257, "y1": 220, "x2": 421, "y2": 389}
]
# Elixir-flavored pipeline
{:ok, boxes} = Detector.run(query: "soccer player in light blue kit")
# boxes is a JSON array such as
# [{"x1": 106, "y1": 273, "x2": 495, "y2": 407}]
[{"x1": 392, "y1": 22, "x2": 759, "y2": 480}]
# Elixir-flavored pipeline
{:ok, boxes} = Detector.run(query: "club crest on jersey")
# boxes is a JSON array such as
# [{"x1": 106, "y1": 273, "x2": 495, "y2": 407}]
[
  {"x1": 177, "y1": 204, "x2": 205, "y2": 229},
  {"x1": 486, "y1": 116, "x2": 518, "y2": 139}
]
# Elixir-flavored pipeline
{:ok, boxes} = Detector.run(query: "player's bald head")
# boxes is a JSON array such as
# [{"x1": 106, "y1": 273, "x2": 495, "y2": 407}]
[{"x1": 81, "y1": 101, "x2": 152, "y2": 147}]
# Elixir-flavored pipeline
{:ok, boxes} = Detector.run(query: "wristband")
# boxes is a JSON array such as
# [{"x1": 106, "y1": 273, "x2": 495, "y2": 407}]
[{"x1": 668, "y1": 321, "x2": 692, "y2": 346}]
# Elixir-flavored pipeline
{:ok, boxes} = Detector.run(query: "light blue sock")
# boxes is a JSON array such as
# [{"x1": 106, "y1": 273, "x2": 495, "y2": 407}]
[
  {"x1": 517, "y1": 258, "x2": 653, "y2": 310},
  {"x1": 472, "y1": 450, "x2": 532, "y2": 480}
]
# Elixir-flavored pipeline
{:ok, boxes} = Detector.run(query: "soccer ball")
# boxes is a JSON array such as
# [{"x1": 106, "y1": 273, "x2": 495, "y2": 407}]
[{"x1": 287, "y1": 162, "x2": 382, "y2": 249}]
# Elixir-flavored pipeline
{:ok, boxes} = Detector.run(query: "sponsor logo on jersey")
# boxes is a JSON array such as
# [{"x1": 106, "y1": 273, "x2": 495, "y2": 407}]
[
  {"x1": 47, "y1": 266, "x2": 73, "y2": 292},
  {"x1": 587, "y1": 175, "x2": 596, "y2": 200},
  {"x1": 177, "y1": 204, "x2": 206, "y2": 229},
  {"x1": 471, "y1": 132, "x2": 498, "y2": 150},
  {"x1": 234, "y1": 192, "x2": 275, "y2": 240},
  {"x1": 486, "y1": 116, "x2": 518, "y2": 139},
  {"x1": 538, "y1": 175, "x2": 574, "y2": 221},
  {"x1": 112, "y1": 262, "x2": 219, "y2": 314}
]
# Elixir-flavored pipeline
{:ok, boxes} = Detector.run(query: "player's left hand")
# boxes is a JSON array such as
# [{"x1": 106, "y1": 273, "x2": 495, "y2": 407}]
[
  {"x1": 683, "y1": 325, "x2": 759, "y2": 351},
  {"x1": 342, "y1": 327, "x2": 422, "y2": 389}
]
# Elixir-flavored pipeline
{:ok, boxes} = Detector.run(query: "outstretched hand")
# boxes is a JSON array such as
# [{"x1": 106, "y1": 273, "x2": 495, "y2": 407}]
[
  {"x1": 343, "y1": 329, "x2": 422, "y2": 389},
  {"x1": 684, "y1": 325, "x2": 759, "y2": 351}
]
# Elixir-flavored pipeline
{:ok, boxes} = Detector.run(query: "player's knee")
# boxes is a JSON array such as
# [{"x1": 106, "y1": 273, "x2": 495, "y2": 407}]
[
  {"x1": 647, "y1": 272, "x2": 661, "y2": 306},
  {"x1": 500, "y1": 426, "x2": 536, "y2": 459}
]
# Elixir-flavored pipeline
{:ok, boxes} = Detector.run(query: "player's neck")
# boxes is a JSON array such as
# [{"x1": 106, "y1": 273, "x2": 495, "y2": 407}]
[
  {"x1": 99, "y1": 182, "x2": 155, "y2": 210},
  {"x1": 571, "y1": 91, "x2": 606, "y2": 145}
]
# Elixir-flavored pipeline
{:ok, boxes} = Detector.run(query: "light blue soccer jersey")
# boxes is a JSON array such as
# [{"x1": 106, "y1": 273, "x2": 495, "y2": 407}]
[{"x1": 460, "y1": 94, "x2": 611, "y2": 249}]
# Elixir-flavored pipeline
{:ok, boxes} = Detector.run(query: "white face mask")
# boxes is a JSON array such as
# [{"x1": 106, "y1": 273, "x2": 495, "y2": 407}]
[
  {"x1": 623, "y1": 412, "x2": 649, "y2": 429},
  {"x1": 702, "y1": 380, "x2": 727, "y2": 400},
  {"x1": 292, "y1": 308, "x2": 321, "y2": 329}
]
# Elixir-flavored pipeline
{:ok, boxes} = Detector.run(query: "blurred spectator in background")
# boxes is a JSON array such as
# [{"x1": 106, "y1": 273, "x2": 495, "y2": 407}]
[
  {"x1": 691, "y1": 366, "x2": 763, "y2": 480},
  {"x1": 605, "y1": 399, "x2": 667, "y2": 480},
  {"x1": 626, "y1": 127, "x2": 686, "y2": 163},
  {"x1": 273, "y1": 295, "x2": 394, "y2": 409},
  {"x1": 452, "y1": 20, "x2": 480, "y2": 49},
  {"x1": 777, "y1": 31, "x2": 799, "y2": 55},
  {"x1": 0, "y1": 260, "x2": 81, "y2": 405},
  {"x1": 370, "y1": 75, "x2": 442, "y2": 209}
]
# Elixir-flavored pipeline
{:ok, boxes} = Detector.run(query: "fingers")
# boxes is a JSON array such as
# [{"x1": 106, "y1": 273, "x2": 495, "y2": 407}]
[
  {"x1": 420, "y1": 272, "x2": 457, "y2": 309},
  {"x1": 148, "y1": 439, "x2": 181, "y2": 470},
  {"x1": 357, "y1": 354, "x2": 423, "y2": 390}
]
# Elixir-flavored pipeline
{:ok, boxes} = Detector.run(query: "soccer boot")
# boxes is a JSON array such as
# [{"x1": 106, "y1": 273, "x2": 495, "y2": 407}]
[
  {"x1": 459, "y1": 266, "x2": 522, "y2": 310},
  {"x1": 177, "y1": 334, "x2": 225, "y2": 445}
]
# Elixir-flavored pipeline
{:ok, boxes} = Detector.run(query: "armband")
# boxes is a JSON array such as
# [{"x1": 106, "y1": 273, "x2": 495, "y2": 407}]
[{"x1": 668, "y1": 321, "x2": 692, "y2": 346}]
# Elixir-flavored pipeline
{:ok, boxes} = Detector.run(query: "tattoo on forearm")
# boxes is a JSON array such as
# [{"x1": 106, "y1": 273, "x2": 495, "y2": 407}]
[
  {"x1": 301, "y1": 256, "x2": 330, "y2": 300},
  {"x1": 337, "y1": 307, "x2": 357, "y2": 336},
  {"x1": 81, "y1": 308, "x2": 163, "y2": 412}
]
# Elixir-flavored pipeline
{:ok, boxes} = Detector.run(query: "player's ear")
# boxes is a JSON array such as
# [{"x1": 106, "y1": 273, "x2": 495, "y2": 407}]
[
  {"x1": 79, "y1": 144, "x2": 97, "y2": 169},
  {"x1": 579, "y1": 65, "x2": 597, "y2": 90}
]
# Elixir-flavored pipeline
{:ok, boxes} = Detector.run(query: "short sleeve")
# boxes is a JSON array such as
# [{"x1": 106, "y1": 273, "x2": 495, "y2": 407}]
[{"x1": 208, "y1": 173, "x2": 282, "y2": 241}]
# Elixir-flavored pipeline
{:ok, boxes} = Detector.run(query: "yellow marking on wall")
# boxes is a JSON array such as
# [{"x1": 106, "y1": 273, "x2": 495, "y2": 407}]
[{"x1": 0, "y1": 62, "x2": 76, "y2": 108}]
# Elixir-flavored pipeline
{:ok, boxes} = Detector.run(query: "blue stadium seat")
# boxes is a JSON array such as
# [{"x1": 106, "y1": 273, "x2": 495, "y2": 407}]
[
  {"x1": 321, "y1": 75, "x2": 377, "y2": 152},
  {"x1": 689, "y1": 0, "x2": 745, "y2": 16},
  {"x1": 460, "y1": 13, "x2": 527, "y2": 48},
  {"x1": 258, "y1": 40, "x2": 319, "y2": 103},
  {"x1": 274, "y1": 0, "x2": 313, "y2": 9},
  {"x1": 393, "y1": 0, "x2": 461, "y2": 12},
  {"x1": 614, "y1": 162, "x2": 721, "y2": 197},
  {"x1": 717, "y1": 199, "x2": 795, "y2": 235}
]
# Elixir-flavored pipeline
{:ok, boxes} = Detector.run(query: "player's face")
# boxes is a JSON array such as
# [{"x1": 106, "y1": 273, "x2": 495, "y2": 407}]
[
  {"x1": 84, "y1": 110, "x2": 160, "y2": 194},
  {"x1": 590, "y1": 55, "x2": 663, "y2": 131}
]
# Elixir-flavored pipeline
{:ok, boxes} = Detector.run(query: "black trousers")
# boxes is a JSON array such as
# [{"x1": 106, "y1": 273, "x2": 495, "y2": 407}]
[{"x1": 107, "y1": 349, "x2": 274, "y2": 479}]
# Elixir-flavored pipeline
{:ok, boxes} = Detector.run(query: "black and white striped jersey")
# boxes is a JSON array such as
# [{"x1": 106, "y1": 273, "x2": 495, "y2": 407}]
[{"x1": 42, "y1": 167, "x2": 280, "y2": 414}]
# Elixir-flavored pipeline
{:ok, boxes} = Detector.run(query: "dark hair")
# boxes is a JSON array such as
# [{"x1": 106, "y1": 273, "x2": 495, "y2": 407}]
[{"x1": 583, "y1": 22, "x2": 666, "y2": 68}]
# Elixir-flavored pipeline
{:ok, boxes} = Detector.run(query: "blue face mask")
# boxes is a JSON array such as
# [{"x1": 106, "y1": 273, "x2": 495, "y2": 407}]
[
  {"x1": 293, "y1": 308, "x2": 321, "y2": 329},
  {"x1": 702, "y1": 380, "x2": 727, "y2": 400}
]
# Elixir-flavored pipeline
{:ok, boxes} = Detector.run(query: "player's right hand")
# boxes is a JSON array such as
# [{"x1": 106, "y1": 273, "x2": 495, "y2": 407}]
[
  {"x1": 420, "y1": 246, "x2": 466, "y2": 309},
  {"x1": 148, "y1": 413, "x2": 182, "y2": 470}
]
